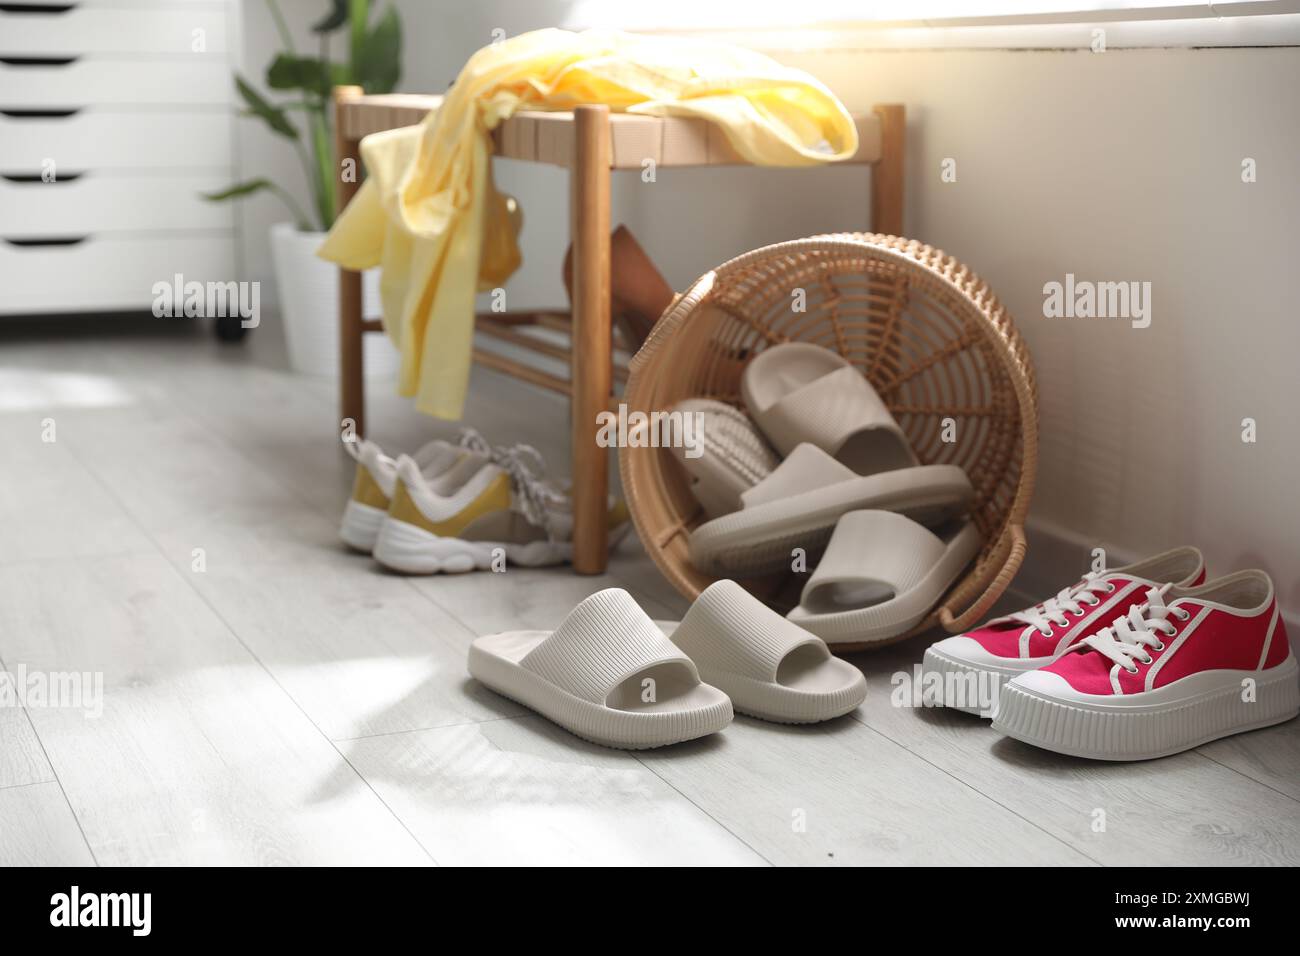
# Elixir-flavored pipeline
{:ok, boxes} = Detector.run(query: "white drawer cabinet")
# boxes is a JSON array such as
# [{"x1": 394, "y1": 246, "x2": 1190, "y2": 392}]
[
  {"x1": 0, "y1": 0, "x2": 238, "y2": 316},
  {"x1": 0, "y1": 59, "x2": 233, "y2": 106},
  {"x1": 1, "y1": 235, "x2": 237, "y2": 313},
  {"x1": 0, "y1": 110, "x2": 231, "y2": 169},
  {"x1": 0, "y1": 6, "x2": 230, "y2": 56},
  {"x1": 0, "y1": 173, "x2": 237, "y2": 235}
]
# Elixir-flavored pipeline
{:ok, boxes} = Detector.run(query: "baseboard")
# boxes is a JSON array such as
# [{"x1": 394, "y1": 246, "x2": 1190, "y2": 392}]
[
  {"x1": 1019, "y1": 516, "x2": 1298, "y2": 653},
  {"x1": 1016, "y1": 516, "x2": 1119, "y2": 600}
]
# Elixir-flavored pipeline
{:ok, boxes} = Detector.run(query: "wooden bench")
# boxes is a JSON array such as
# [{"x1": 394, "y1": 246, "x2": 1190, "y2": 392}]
[{"x1": 332, "y1": 88, "x2": 905, "y2": 574}]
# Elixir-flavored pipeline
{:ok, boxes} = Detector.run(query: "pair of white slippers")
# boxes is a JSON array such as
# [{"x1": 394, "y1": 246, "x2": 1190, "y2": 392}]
[
  {"x1": 673, "y1": 343, "x2": 981, "y2": 648},
  {"x1": 468, "y1": 580, "x2": 868, "y2": 749}
]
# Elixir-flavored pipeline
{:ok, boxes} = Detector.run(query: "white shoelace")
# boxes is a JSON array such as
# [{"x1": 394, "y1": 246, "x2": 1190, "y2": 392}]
[
  {"x1": 341, "y1": 434, "x2": 368, "y2": 462},
  {"x1": 1078, "y1": 585, "x2": 1190, "y2": 673},
  {"x1": 489, "y1": 443, "x2": 567, "y2": 540},
  {"x1": 456, "y1": 427, "x2": 492, "y2": 455},
  {"x1": 1009, "y1": 572, "x2": 1116, "y2": 636}
]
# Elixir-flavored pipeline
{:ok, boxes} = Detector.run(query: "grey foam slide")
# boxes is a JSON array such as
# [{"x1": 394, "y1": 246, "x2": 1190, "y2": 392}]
[
  {"x1": 788, "y1": 510, "x2": 982, "y2": 646},
  {"x1": 468, "y1": 584, "x2": 865, "y2": 748},
  {"x1": 742, "y1": 342, "x2": 917, "y2": 472},
  {"x1": 469, "y1": 588, "x2": 733, "y2": 750},
  {"x1": 689, "y1": 443, "x2": 973, "y2": 576},
  {"x1": 659, "y1": 580, "x2": 866, "y2": 723}
]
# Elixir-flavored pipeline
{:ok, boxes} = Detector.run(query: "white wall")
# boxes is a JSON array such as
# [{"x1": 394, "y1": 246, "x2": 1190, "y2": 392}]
[
  {"x1": 233, "y1": 0, "x2": 328, "y2": 271},
  {"x1": 233, "y1": 3, "x2": 1300, "y2": 614},
  {"x1": 766, "y1": 45, "x2": 1300, "y2": 618}
]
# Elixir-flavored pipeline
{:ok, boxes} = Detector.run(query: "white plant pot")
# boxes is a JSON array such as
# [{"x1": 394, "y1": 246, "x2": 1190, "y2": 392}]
[{"x1": 269, "y1": 221, "x2": 400, "y2": 379}]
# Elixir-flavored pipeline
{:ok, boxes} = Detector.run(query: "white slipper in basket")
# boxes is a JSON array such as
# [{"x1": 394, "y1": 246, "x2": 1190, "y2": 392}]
[
  {"x1": 468, "y1": 588, "x2": 732, "y2": 749},
  {"x1": 742, "y1": 342, "x2": 919, "y2": 471},
  {"x1": 788, "y1": 510, "x2": 982, "y2": 647},
  {"x1": 667, "y1": 399, "x2": 779, "y2": 518},
  {"x1": 689, "y1": 444, "x2": 973, "y2": 576},
  {"x1": 661, "y1": 580, "x2": 866, "y2": 723},
  {"x1": 689, "y1": 343, "x2": 973, "y2": 576}
]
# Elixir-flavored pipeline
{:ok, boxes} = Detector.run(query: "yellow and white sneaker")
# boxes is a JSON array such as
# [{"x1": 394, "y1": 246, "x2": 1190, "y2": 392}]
[
  {"x1": 373, "y1": 444, "x2": 632, "y2": 574},
  {"x1": 339, "y1": 430, "x2": 490, "y2": 553}
]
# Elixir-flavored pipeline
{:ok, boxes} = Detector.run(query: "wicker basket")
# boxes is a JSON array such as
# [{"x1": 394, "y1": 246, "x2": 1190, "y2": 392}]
[{"x1": 620, "y1": 233, "x2": 1039, "y2": 645}]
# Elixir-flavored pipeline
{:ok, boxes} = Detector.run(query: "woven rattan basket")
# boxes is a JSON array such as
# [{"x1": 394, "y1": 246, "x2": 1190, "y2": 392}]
[{"x1": 620, "y1": 233, "x2": 1039, "y2": 645}]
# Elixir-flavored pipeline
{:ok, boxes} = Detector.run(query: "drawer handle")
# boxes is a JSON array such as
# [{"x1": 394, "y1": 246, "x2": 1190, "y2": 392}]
[
  {"x1": 0, "y1": 108, "x2": 81, "y2": 119},
  {"x1": 1, "y1": 171, "x2": 84, "y2": 183},
  {"x1": 0, "y1": 56, "x2": 80, "y2": 67},
  {"x1": 3, "y1": 236, "x2": 89, "y2": 247},
  {"x1": 0, "y1": 3, "x2": 78, "y2": 13}
]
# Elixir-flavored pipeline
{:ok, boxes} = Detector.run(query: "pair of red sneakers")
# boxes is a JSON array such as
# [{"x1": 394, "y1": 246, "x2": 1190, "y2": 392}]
[{"x1": 923, "y1": 547, "x2": 1299, "y2": 760}]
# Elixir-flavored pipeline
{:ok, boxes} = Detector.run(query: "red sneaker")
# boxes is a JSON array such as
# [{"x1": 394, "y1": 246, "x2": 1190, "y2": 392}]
[
  {"x1": 993, "y1": 570, "x2": 1299, "y2": 760},
  {"x1": 923, "y1": 547, "x2": 1204, "y2": 716}
]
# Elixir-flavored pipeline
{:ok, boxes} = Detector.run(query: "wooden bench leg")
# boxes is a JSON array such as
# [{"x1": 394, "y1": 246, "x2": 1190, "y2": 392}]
[
  {"x1": 871, "y1": 104, "x2": 905, "y2": 236},
  {"x1": 334, "y1": 85, "x2": 366, "y2": 440},
  {"x1": 570, "y1": 104, "x2": 612, "y2": 575}
]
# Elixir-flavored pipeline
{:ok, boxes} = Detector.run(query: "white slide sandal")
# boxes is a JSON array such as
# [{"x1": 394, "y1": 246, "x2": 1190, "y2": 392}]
[
  {"x1": 742, "y1": 342, "x2": 917, "y2": 471},
  {"x1": 667, "y1": 399, "x2": 779, "y2": 519},
  {"x1": 468, "y1": 588, "x2": 733, "y2": 750},
  {"x1": 689, "y1": 443, "x2": 973, "y2": 576},
  {"x1": 661, "y1": 580, "x2": 866, "y2": 723},
  {"x1": 788, "y1": 510, "x2": 982, "y2": 647}
]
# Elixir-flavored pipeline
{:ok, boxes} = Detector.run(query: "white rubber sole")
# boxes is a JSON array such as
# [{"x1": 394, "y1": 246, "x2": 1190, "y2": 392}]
[
  {"x1": 708, "y1": 668, "x2": 866, "y2": 724},
  {"x1": 992, "y1": 656, "x2": 1300, "y2": 761},
  {"x1": 469, "y1": 633, "x2": 733, "y2": 750},
  {"x1": 921, "y1": 645, "x2": 1053, "y2": 717},
  {"x1": 339, "y1": 500, "x2": 388, "y2": 553},
  {"x1": 372, "y1": 517, "x2": 572, "y2": 574}
]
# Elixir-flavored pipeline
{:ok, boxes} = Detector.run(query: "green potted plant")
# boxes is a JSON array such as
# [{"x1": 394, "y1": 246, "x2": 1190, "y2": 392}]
[{"x1": 206, "y1": 0, "x2": 401, "y2": 376}]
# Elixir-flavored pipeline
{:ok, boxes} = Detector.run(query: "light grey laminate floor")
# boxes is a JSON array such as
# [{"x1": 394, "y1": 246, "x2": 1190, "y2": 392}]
[{"x1": 1, "y1": 317, "x2": 1297, "y2": 866}]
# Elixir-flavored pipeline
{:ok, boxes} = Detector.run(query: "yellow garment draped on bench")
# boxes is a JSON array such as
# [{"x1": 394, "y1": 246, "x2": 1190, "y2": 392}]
[{"x1": 317, "y1": 28, "x2": 858, "y2": 419}]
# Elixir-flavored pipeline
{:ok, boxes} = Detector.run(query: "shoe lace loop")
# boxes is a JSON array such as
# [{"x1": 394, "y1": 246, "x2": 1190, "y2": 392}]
[
  {"x1": 456, "y1": 427, "x2": 492, "y2": 456},
  {"x1": 1078, "y1": 586, "x2": 1183, "y2": 672},
  {"x1": 490, "y1": 443, "x2": 565, "y2": 539},
  {"x1": 1010, "y1": 572, "x2": 1114, "y2": 636}
]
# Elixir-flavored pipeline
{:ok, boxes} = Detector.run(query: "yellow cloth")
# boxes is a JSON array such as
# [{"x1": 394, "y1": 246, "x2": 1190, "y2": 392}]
[{"x1": 318, "y1": 28, "x2": 858, "y2": 419}]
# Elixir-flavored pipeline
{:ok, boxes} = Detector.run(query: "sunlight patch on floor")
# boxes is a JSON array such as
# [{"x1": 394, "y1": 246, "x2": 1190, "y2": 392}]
[{"x1": 0, "y1": 369, "x2": 138, "y2": 412}]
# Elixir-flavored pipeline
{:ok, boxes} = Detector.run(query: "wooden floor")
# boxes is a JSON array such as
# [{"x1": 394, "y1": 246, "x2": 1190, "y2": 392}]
[{"x1": 1, "y1": 317, "x2": 1297, "y2": 867}]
